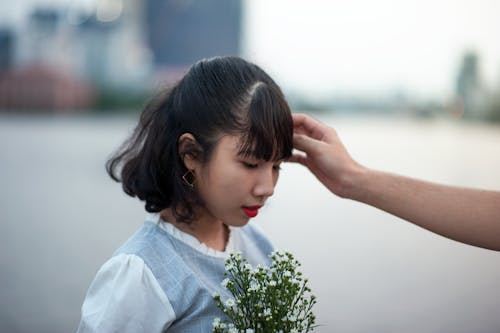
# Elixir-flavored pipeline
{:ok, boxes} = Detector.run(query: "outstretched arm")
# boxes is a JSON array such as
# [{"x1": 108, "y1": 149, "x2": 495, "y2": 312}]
[{"x1": 290, "y1": 113, "x2": 500, "y2": 251}]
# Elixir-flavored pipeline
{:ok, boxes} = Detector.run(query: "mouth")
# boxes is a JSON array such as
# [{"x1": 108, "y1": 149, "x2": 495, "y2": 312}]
[{"x1": 242, "y1": 205, "x2": 262, "y2": 218}]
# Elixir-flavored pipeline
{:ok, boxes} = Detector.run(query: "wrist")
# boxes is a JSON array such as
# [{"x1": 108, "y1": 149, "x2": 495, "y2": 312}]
[{"x1": 337, "y1": 163, "x2": 371, "y2": 200}]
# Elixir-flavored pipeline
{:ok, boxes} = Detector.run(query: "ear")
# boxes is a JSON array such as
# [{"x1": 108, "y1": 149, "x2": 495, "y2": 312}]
[{"x1": 178, "y1": 133, "x2": 201, "y2": 170}]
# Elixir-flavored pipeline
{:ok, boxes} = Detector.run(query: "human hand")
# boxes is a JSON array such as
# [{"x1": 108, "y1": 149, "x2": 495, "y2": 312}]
[{"x1": 288, "y1": 113, "x2": 364, "y2": 197}]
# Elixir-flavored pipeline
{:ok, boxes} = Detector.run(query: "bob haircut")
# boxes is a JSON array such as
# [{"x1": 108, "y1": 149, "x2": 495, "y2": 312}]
[{"x1": 106, "y1": 56, "x2": 293, "y2": 222}]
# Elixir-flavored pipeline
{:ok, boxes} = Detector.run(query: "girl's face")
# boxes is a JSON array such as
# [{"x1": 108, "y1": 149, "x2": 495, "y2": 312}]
[{"x1": 192, "y1": 135, "x2": 282, "y2": 227}]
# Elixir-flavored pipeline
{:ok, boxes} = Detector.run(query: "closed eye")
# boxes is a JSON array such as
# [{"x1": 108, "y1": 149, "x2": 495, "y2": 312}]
[
  {"x1": 242, "y1": 161, "x2": 281, "y2": 171},
  {"x1": 243, "y1": 162, "x2": 258, "y2": 169}
]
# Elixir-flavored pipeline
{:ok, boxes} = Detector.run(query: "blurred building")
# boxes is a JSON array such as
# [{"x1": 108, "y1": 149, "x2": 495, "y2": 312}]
[
  {"x1": 0, "y1": 28, "x2": 14, "y2": 70},
  {"x1": 0, "y1": 2, "x2": 155, "y2": 111},
  {"x1": 145, "y1": 0, "x2": 242, "y2": 81},
  {"x1": 0, "y1": 64, "x2": 94, "y2": 111},
  {"x1": 13, "y1": 3, "x2": 152, "y2": 88},
  {"x1": 0, "y1": 8, "x2": 95, "y2": 111},
  {"x1": 77, "y1": 17, "x2": 122, "y2": 85},
  {"x1": 16, "y1": 8, "x2": 73, "y2": 71},
  {"x1": 455, "y1": 52, "x2": 486, "y2": 118},
  {"x1": 76, "y1": 0, "x2": 153, "y2": 89},
  {"x1": 0, "y1": 0, "x2": 244, "y2": 111}
]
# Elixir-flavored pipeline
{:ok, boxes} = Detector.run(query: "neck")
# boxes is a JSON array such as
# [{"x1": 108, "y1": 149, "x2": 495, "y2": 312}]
[{"x1": 160, "y1": 208, "x2": 229, "y2": 251}]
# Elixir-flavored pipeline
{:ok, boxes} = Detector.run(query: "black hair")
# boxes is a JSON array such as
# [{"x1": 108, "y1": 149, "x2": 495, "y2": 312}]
[{"x1": 106, "y1": 56, "x2": 293, "y2": 222}]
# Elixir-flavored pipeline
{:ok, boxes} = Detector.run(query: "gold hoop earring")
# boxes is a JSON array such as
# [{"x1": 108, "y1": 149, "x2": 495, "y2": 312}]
[{"x1": 182, "y1": 170, "x2": 195, "y2": 187}]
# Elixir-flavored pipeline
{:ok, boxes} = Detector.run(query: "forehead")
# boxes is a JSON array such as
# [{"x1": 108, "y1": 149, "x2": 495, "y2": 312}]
[
  {"x1": 214, "y1": 134, "x2": 283, "y2": 162},
  {"x1": 211, "y1": 135, "x2": 251, "y2": 160},
  {"x1": 215, "y1": 135, "x2": 243, "y2": 155}
]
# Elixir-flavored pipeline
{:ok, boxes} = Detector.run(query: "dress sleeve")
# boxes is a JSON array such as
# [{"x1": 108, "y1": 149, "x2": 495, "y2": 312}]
[{"x1": 76, "y1": 253, "x2": 175, "y2": 333}]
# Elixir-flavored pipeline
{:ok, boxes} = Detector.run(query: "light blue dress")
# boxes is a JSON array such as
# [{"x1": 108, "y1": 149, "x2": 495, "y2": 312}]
[{"x1": 77, "y1": 214, "x2": 273, "y2": 332}]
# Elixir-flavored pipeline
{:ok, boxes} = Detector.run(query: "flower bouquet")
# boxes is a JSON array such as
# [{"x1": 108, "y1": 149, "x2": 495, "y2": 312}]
[{"x1": 212, "y1": 251, "x2": 317, "y2": 333}]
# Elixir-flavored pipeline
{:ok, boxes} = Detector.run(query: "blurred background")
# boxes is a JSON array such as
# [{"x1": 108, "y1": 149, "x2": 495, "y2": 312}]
[{"x1": 1, "y1": 0, "x2": 500, "y2": 332}]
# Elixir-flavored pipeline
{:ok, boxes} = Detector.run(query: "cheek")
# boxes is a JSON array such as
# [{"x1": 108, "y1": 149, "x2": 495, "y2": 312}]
[
  {"x1": 200, "y1": 164, "x2": 247, "y2": 198},
  {"x1": 214, "y1": 166, "x2": 246, "y2": 192}
]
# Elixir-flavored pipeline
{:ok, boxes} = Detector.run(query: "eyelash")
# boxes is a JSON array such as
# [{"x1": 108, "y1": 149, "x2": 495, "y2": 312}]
[
  {"x1": 244, "y1": 162, "x2": 258, "y2": 169},
  {"x1": 243, "y1": 162, "x2": 281, "y2": 171}
]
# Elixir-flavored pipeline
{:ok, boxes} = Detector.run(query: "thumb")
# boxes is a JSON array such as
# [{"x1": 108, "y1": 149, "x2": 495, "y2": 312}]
[{"x1": 293, "y1": 133, "x2": 322, "y2": 155}]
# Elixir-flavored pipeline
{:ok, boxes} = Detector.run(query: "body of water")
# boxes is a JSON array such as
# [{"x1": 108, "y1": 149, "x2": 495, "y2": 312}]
[{"x1": 1, "y1": 113, "x2": 499, "y2": 333}]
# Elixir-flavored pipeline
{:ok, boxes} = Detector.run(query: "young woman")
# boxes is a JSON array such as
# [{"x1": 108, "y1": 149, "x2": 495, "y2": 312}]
[{"x1": 77, "y1": 56, "x2": 293, "y2": 332}]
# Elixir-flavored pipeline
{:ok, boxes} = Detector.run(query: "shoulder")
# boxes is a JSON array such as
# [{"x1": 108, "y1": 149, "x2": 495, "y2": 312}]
[
  {"x1": 114, "y1": 220, "x2": 169, "y2": 255},
  {"x1": 77, "y1": 254, "x2": 175, "y2": 332},
  {"x1": 111, "y1": 221, "x2": 196, "y2": 301},
  {"x1": 113, "y1": 221, "x2": 179, "y2": 272}
]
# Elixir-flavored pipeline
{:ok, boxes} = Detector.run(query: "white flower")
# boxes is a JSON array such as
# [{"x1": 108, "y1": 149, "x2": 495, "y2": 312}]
[
  {"x1": 248, "y1": 280, "x2": 260, "y2": 292},
  {"x1": 213, "y1": 250, "x2": 316, "y2": 332},
  {"x1": 221, "y1": 278, "x2": 230, "y2": 289}
]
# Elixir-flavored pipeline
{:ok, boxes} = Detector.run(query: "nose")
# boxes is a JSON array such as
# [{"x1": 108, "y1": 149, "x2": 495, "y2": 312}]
[{"x1": 253, "y1": 166, "x2": 277, "y2": 199}]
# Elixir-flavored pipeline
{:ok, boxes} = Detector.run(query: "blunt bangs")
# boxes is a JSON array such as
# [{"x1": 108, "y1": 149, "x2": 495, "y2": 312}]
[{"x1": 237, "y1": 82, "x2": 293, "y2": 161}]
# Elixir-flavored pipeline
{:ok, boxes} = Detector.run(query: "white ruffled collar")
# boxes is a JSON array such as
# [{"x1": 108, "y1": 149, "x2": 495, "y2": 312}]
[{"x1": 145, "y1": 213, "x2": 237, "y2": 258}]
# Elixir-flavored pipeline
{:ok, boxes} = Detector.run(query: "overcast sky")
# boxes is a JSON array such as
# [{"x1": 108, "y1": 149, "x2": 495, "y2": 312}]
[{"x1": 2, "y1": 0, "x2": 500, "y2": 100}]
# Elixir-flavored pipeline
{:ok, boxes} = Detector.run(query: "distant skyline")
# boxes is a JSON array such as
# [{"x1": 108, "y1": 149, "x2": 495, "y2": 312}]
[
  {"x1": 2, "y1": 0, "x2": 500, "y2": 100},
  {"x1": 243, "y1": 0, "x2": 500, "y2": 101}
]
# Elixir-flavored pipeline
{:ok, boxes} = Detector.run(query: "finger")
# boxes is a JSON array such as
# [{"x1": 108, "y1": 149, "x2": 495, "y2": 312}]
[
  {"x1": 287, "y1": 153, "x2": 308, "y2": 166},
  {"x1": 293, "y1": 124, "x2": 309, "y2": 136},
  {"x1": 293, "y1": 133, "x2": 322, "y2": 154},
  {"x1": 292, "y1": 113, "x2": 333, "y2": 142}
]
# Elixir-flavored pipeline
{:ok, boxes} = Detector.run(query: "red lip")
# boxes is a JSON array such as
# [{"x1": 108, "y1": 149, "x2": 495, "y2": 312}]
[{"x1": 242, "y1": 205, "x2": 262, "y2": 218}]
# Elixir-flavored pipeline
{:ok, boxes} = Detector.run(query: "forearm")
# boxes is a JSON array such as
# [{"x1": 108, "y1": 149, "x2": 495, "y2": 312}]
[{"x1": 345, "y1": 167, "x2": 500, "y2": 251}]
